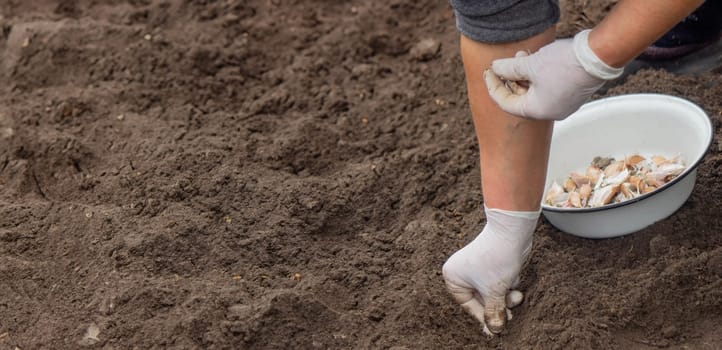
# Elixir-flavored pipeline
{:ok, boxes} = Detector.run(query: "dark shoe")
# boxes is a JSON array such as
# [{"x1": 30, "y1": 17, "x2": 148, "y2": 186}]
[
  {"x1": 638, "y1": 0, "x2": 722, "y2": 61},
  {"x1": 638, "y1": 38, "x2": 720, "y2": 61}
]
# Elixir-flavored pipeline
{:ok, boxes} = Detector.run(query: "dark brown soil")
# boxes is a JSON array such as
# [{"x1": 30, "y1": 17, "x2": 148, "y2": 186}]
[{"x1": 1, "y1": 1, "x2": 721, "y2": 349}]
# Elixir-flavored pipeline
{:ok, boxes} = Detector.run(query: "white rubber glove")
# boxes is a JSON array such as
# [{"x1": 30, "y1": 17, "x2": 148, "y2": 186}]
[
  {"x1": 442, "y1": 206, "x2": 539, "y2": 336},
  {"x1": 484, "y1": 29, "x2": 624, "y2": 120}
]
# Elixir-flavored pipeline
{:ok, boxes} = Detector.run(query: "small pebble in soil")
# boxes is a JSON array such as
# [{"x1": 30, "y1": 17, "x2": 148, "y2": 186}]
[
  {"x1": 0, "y1": 127, "x2": 13, "y2": 138},
  {"x1": 351, "y1": 63, "x2": 374, "y2": 77},
  {"x1": 226, "y1": 304, "x2": 252, "y2": 321},
  {"x1": 410, "y1": 38, "x2": 440, "y2": 62}
]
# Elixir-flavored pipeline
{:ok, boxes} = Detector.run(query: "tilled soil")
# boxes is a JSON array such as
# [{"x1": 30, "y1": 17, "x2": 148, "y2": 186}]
[{"x1": 0, "y1": 1, "x2": 721, "y2": 349}]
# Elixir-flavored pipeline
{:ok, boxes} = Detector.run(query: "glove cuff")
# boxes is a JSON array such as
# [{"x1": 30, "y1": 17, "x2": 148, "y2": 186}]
[
  {"x1": 483, "y1": 205, "x2": 540, "y2": 220},
  {"x1": 573, "y1": 29, "x2": 624, "y2": 80},
  {"x1": 482, "y1": 205, "x2": 539, "y2": 243},
  {"x1": 481, "y1": 205, "x2": 538, "y2": 261}
]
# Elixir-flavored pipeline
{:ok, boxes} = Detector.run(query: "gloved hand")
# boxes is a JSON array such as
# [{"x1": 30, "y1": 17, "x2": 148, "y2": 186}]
[
  {"x1": 442, "y1": 206, "x2": 539, "y2": 336},
  {"x1": 483, "y1": 29, "x2": 624, "y2": 120}
]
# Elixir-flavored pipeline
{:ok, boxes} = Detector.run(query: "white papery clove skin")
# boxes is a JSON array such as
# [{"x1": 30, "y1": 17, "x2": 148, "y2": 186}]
[
  {"x1": 545, "y1": 181, "x2": 569, "y2": 206},
  {"x1": 588, "y1": 184, "x2": 620, "y2": 207},
  {"x1": 647, "y1": 163, "x2": 685, "y2": 183},
  {"x1": 603, "y1": 168, "x2": 629, "y2": 186}
]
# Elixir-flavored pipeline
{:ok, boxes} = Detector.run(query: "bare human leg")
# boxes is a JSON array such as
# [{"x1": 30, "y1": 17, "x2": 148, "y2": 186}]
[
  {"x1": 461, "y1": 28, "x2": 555, "y2": 211},
  {"x1": 442, "y1": 27, "x2": 556, "y2": 336}
]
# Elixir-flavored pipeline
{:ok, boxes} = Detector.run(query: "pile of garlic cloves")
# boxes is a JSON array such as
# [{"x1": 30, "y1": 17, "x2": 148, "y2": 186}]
[{"x1": 545, "y1": 154, "x2": 686, "y2": 208}]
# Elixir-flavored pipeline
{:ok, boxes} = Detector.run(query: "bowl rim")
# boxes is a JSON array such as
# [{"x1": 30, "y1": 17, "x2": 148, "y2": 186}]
[{"x1": 541, "y1": 93, "x2": 713, "y2": 214}]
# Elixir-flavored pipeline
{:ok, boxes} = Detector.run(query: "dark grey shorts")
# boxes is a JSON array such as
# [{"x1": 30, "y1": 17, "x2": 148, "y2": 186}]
[{"x1": 450, "y1": 0, "x2": 560, "y2": 43}]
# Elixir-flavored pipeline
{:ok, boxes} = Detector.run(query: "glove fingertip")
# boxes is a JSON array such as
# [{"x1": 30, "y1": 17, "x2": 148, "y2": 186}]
[
  {"x1": 489, "y1": 58, "x2": 508, "y2": 75},
  {"x1": 491, "y1": 56, "x2": 529, "y2": 81}
]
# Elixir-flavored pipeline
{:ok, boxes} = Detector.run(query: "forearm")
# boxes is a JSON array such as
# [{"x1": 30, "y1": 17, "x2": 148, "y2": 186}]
[{"x1": 589, "y1": 0, "x2": 704, "y2": 67}]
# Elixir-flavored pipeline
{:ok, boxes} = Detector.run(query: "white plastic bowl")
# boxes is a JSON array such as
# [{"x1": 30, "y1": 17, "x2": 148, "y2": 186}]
[{"x1": 541, "y1": 94, "x2": 713, "y2": 239}]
